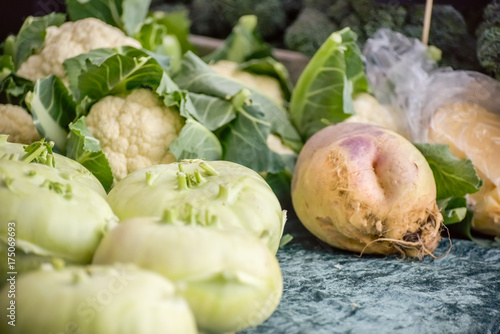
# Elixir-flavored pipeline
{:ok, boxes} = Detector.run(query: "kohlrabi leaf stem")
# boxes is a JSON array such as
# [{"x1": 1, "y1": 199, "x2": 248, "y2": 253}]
[
  {"x1": 217, "y1": 185, "x2": 229, "y2": 201},
  {"x1": 177, "y1": 172, "x2": 189, "y2": 190},
  {"x1": 146, "y1": 172, "x2": 159, "y2": 186},
  {"x1": 199, "y1": 162, "x2": 218, "y2": 176},
  {"x1": 162, "y1": 208, "x2": 177, "y2": 224},
  {"x1": 21, "y1": 140, "x2": 56, "y2": 167},
  {"x1": 194, "y1": 169, "x2": 206, "y2": 184}
]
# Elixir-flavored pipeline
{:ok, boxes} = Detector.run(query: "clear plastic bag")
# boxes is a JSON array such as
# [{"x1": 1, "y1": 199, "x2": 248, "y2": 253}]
[{"x1": 362, "y1": 29, "x2": 500, "y2": 236}]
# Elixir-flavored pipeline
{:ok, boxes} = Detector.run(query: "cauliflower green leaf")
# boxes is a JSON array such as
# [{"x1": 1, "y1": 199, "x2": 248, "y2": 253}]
[
  {"x1": 174, "y1": 51, "x2": 302, "y2": 152},
  {"x1": 135, "y1": 10, "x2": 193, "y2": 74},
  {"x1": 66, "y1": 116, "x2": 113, "y2": 192},
  {"x1": 289, "y1": 27, "x2": 370, "y2": 140},
  {"x1": 25, "y1": 75, "x2": 76, "y2": 153},
  {"x1": 66, "y1": 0, "x2": 151, "y2": 36},
  {"x1": 185, "y1": 93, "x2": 237, "y2": 131},
  {"x1": 10, "y1": 13, "x2": 66, "y2": 69},
  {"x1": 169, "y1": 119, "x2": 222, "y2": 161}
]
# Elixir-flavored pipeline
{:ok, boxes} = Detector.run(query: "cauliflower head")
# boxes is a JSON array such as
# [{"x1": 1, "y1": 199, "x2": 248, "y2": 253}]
[
  {"x1": 86, "y1": 89, "x2": 184, "y2": 182},
  {"x1": 210, "y1": 60, "x2": 285, "y2": 106},
  {"x1": 347, "y1": 93, "x2": 410, "y2": 138},
  {"x1": 0, "y1": 104, "x2": 40, "y2": 144},
  {"x1": 17, "y1": 18, "x2": 142, "y2": 82}
]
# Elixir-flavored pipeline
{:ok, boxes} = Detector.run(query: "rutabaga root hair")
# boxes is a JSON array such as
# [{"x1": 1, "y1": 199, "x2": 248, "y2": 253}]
[{"x1": 359, "y1": 220, "x2": 452, "y2": 260}]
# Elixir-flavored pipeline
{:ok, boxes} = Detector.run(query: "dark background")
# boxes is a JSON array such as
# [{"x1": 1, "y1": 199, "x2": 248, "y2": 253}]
[{"x1": 0, "y1": 0, "x2": 490, "y2": 42}]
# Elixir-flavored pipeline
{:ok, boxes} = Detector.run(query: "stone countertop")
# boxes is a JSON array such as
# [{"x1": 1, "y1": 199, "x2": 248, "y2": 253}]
[{"x1": 241, "y1": 217, "x2": 500, "y2": 334}]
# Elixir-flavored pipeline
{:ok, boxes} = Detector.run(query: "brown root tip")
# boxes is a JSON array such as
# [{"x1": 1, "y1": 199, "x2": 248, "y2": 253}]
[{"x1": 358, "y1": 223, "x2": 452, "y2": 260}]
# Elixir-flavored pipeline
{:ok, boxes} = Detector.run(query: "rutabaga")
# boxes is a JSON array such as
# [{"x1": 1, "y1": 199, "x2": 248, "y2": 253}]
[
  {"x1": 292, "y1": 123, "x2": 443, "y2": 258},
  {"x1": 0, "y1": 138, "x2": 117, "y2": 283},
  {"x1": 106, "y1": 159, "x2": 287, "y2": 253},
  {"x1": 92, "y1": 218, "x2": 283, "y2": 333},
  {"x1": 0, "y1": 264, "x2": 198, "y2": 334}
]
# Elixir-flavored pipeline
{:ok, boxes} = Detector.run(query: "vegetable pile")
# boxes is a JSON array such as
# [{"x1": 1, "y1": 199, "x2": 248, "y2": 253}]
[{"x1": 1, "y1": 0, "x2": 499, "y2": 332}]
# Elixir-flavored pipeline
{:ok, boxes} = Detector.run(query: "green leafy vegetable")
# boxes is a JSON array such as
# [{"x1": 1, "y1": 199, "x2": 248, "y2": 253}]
[
  {"x1": 134, "y1": 10, "x2": 195, "y2": 73},
  {"x1": 0, "y1": 50, "x2": 34, "y2": 107},
  {"x1": 78, "y1": 54, "x2": 161, "y2": 104},
  {"x1": 44, "y1": 47, "x2": 220, "y2": 187},
  {"x1": 415, "y1": 143, "x2": 483, "y2": 228},
  {"x1": 438, "y1": 197, "x2": 468, "y2": 225},
  {"x1": 65, "y1": 47, "x2": 164, "y2": 107},
  {"x1": 221, "y1": 90, "x2": 294, "y2": 173},
  {"x1": 414, "y1": 143, "x2": 482, "y2": 200},
  {"x1": 169, "y1": 119, "x2": 222, "y2": 161},
  {"x1": 66, "y1": 0, "x2": 151, "y2": 36},
  {"x1": 1, "y1": 35, "x2": 16, "y2": 58},
  {"x1": 184, "y1": 93, "x2": 237, "y2": 131},
  {"x1": 238, "y1": 57, "x2": 294, "y2": 101},
  {"x1": 203, "y1": 15, "x2": 293, "y2": 101},
  {"x1": 66, "y1": 117, "x2": 114, "y2": 192},
  {"x1": 25, "y1": 75, "x2": 76, "y2": 153},
  {"x1": 289, "y1": 28, "x2": 370, "y2": 140},
  {"x1": 10, "y1": 13, "x2": 66, "y2": 69},
  {"x1": 135, "y1": 10, "x2": 193, "y2": 59},
  {"x1": 174, "y1": 51, "x2": 302, "y2": 152},
  {"x1": 448, "y1": 210, "x2": 500, "y2": 248},
  {"x1": 0, "y1": 71, "x2": 34, "y2": 107},
  {"x1": 62, "y1": 47, "x2": 118, "y2": 99},
  {"x1": 155, "y1": 72, "x2": 197, "y2": 118},
  {"x1": 22, "y1": 139, "x2": 55, "y2": 167}
]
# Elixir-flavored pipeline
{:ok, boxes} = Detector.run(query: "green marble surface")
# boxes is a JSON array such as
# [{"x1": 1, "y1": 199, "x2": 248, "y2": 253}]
[{"x1": 241, "y1": 215, "x2": 500, "y2": 334}]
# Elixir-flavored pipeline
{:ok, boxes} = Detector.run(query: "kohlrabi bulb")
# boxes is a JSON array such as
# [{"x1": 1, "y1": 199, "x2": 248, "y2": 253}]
[
  {"x1": 0, "y1": 264, "x2": 198, "y2": 334},
  {"x1": 92, "y1": 218, "x2": 283, "y2": 333},
  {"x1": 107, "y1": 159, "x2": 287, "y2": 253}
]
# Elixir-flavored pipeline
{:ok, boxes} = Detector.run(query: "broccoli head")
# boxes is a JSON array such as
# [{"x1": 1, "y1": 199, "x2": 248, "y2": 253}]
[
  {"x1": 402, "y1": 5, "x2": 481, "y2": 71},
  {"x1": 476, "y1": 0, "x2": 500, "y2": 78},
  {"x1": 477, "y1": 27, "x2": 500, "y2": 79},
  {"x1": 363, "y1": 5, "x2": 407, "y2": 42},
  {"x1": 284, "y1": 8, "x2": 338, "y2": 57},
  {"x1": 327, "y1": 0, "x2": 351, "y2": 24},
  {"x1": 349, "y1": 0, "x2": 374, "y2": 22},
  {"x1": 340, "y1": 14, "x2": 365, "y2": 42}
]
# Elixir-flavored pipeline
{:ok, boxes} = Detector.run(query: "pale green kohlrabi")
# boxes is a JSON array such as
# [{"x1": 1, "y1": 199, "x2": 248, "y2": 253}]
[
  {"x1": 92, "y1": 218, "x2": 283, "y2": 334},
  {"x1": 0, "y1": 135, "x2": 107, "y2": 197},
  {"x1": 0, "y1": 137, "x2": 117, "y2": 284},
  {"x1": 0, "y1": 264, "x2": 198, "y2": 334},
  {"x1": 106, "y1": 159, "x2": 287, "y2": 253}
]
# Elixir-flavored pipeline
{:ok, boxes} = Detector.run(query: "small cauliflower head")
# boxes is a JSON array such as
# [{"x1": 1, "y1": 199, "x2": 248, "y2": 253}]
[
  {"x1": 210, "y1": 60, "x2": 285, "y2": 106},
  {"x1": 0, "y1": 104, "x2": 40, "y2": 144},
  {"x1": 17, "y1": 18, "x2": 141, "y2": 82},
  {"x1": 346, "y1": 93, "x2": 409, "y2": 138},
  {"x1": 86, "y1": 89, "x2": 184, "y2": 182}
]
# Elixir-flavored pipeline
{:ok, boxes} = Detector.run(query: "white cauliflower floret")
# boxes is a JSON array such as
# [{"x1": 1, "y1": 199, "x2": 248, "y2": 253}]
[
  {"x1": 17, "y1": 18, "x2": 141, "y2": 82},
  {"x1": 86, "y1": 89, "x2": 184, "y2": 182},
  {"x1": 210, "y1": 60, "x2": 285, "y2": 106},
  {"x1": 0, "y1": 104, "x2": 40, "y2": 144}
]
